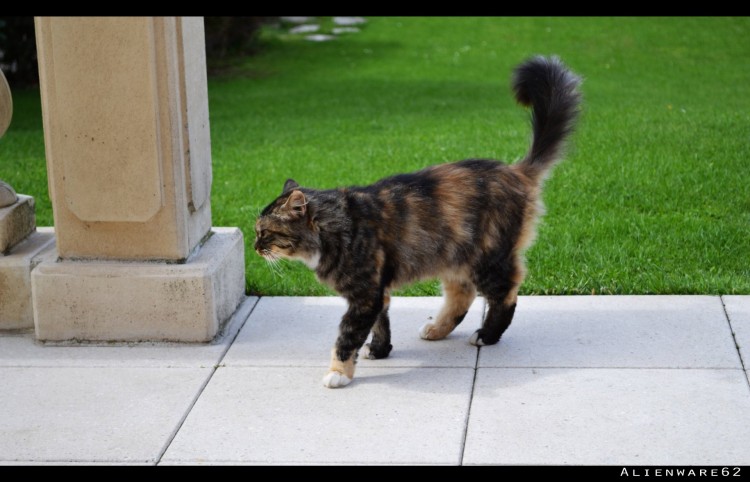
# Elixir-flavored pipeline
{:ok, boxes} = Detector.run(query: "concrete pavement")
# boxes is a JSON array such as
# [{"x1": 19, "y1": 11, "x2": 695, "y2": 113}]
[{"x1": 1, "y1": 295, "x2": 748, "y2": 465}]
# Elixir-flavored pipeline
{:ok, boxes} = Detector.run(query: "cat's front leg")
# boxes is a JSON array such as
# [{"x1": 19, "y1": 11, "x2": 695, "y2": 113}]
[
  {"x1": 322, "y1": 348, "x2": 356, "y2": 388},
  {"x1": 323, "y1": 295, "x2": 383, "y2": 388}
]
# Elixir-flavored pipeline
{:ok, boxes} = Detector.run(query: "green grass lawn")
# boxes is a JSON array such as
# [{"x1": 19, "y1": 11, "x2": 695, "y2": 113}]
[{"x1": 1, "y1": 17, "x2": 749, "y2": 296}]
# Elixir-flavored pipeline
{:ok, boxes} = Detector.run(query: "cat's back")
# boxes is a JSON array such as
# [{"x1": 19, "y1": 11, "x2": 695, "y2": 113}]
[
  {"x1": 348, "y1": 158, "x2": 528, "y2": 219},
  {"x1": 422, "y1": 158, "x2": 528, "y2": 205},
  {"x1": 368, "y1": 158, "x2": 518, "y2": 193}
]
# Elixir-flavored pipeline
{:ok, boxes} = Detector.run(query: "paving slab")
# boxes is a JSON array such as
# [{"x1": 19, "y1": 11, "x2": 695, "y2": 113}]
[
  {"x1": 0, "y1": 366, "x2": 212, "y2": 463},
  {"x1": 723, "y1": 296, "x2": 750, "y2": 369},
  {"x1": 0, "y1": 461, "x2": 154, "y2": 466},
  {"x1": 224, "y1": 296, "x2": 483, "y2": 368},
  {"x1": 463, "y1": 367, "x2": 750, "y2": 465},
  {"x1": 162, "y1": 366, "x2": 474, "y2": 465},
  {"x1": 479, "y1": 296, "x2": 740, "y2": 368},
  {"x1": 0, "y1": 297, "x2": 257, "y2": 368}
]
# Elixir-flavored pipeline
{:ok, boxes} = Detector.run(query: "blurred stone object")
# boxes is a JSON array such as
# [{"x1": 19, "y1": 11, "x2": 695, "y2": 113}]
[
  {"x1": 0, "y1": 180, "x2": 17, "y2": 208},
  {"x1": 0, "y1": 67, "x2": 11, "y2": 138},
  {"x1": 0, "y1": 67, "x2": 55, "y2": 331},
  {"x1": 0, "y1": 193, "x2": 35, "y2": 253},
  {"x1": 332, "y1": 27, "x2": 360, "y2": 34},
  {"x1": 280, "y1": 17, "x2": 314, "y2": 24},
  {"x1": 306, "y1": 34, "x2": 335, "y2": 42},
  {"x1": 0, "y1": 68, "x2": 31, "y2": 247},
  {"x1": 333, "y1": 17, "x2": 366, "y2": 26},
  {"x1": 0, "y1": 69, "x2": 18, "y2": 209},
  {"x1": 289, "y1": 24, "x2": 319, "y2": 34}
]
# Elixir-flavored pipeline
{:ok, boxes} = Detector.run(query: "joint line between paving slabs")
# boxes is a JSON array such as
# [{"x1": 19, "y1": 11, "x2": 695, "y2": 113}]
[
  {"x1": 720, "y1": 295, "x2": 750, "y2": 391},
  {"x1": 458, "y1": 351, "x2": 479, "y2": 466},
  {"x1": 154, "y1": 296, "x2": 262, "y2": 464},
  {"x1": 458, "y1": 297, "x2": 484, "y2": 465}
]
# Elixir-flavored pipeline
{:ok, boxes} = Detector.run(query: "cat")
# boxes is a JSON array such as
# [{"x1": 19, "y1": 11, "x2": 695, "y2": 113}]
[{"x1": 255, "y1": 56, "x2": 582, "y2": 388}]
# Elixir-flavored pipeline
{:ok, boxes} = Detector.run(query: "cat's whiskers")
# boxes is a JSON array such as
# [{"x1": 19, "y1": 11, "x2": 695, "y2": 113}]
[{"x1": 261, "y1": 249, "x2": 284, "y2": 278}]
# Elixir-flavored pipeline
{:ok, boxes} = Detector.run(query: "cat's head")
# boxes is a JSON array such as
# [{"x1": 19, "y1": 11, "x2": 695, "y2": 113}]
[{"x1": 254, "y1": 179, "x2": 321, "y2": 269}]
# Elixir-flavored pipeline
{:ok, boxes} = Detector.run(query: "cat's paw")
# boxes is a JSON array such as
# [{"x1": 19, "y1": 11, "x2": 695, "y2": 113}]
[
  {"x1": 322, "y1": 370, "x2": 352, "y2": 388},
  {"x1": 468, "y1": 330, "x2": 485, "y2": 346},
  {"x1": 469, "y1": 329, "x2": 500, "y2": 347},
  {"x1": 362, "y1": 342, "x2": 393, "y2": 359},
  {"x1": 419, "y1": 322, "x2": 447, "y2": 341},
  {"x1": 361, "y1": 344, "x2": 372, "y2": 359}
]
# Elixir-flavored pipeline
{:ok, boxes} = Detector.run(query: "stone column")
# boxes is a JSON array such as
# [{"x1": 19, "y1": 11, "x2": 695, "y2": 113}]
[{"x1": 31, "y1": 17, "x2": 245, "y2": 342}]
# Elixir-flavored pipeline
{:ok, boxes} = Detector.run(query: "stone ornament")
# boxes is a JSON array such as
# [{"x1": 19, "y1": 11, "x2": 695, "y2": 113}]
[
  {"x1": 0, "y1": 69, "x2": 17, "y2": 207},
  {"x1": 0, "y1": 180, "x2": 18, "y2": 208},
  {"x1": 0, "y1": 68, "x2": 11, "y2": 139}
]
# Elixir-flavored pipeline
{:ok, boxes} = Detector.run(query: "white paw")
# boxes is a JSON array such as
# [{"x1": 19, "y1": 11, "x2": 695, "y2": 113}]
[
  {"x1": 469, "y1": 331, "x2": 485, "y2": 346},
  {"x1": 322, "y1": 371, "x2": 352, "y2": 388},
  {"x1": 361, "y1": 344, "x2": 372, "y2": 359},
  {"x1": 419, "y1": 322, "x2": 435, "y2": 340}
]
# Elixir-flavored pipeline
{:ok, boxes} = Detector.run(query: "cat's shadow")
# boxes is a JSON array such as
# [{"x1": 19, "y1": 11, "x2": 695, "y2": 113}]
[{"x1": 351, "y1": 338, "x2": 563, "y2": 395}]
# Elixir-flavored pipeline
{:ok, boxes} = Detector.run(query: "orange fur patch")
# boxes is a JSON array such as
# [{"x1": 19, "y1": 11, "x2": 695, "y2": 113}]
[
  {"x1": 423, "y1": 275, "x2": 476, "y2": 340},
  {"x1": 434, "y1": 170, "x2": 473, "y2": 245},
  {"x1": 328, "y1": 348, "x2": 356, "y2": 379}
]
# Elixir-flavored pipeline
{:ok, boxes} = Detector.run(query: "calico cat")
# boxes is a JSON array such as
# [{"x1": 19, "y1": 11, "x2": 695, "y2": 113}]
[{"x1": 255, "y1": 56, "x2": 582, "y2": 388}]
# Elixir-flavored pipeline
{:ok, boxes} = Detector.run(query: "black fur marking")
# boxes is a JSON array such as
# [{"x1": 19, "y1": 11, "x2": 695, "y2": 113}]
[
  {"x1": 373, "y1": 172, "x2": 438, "y2": 198},
  {"x1": 334, "y1": 291, "x2": 385, "y2": 363},
  {"x1": 454, "y1": 311, "x2": 468, "y2": 326},
  {"x1": 474, "y1": 302, "x2": 517, "y2": 345},
  {"x1": 366, "y1": 305, "x2": 393, "y2": 359}
]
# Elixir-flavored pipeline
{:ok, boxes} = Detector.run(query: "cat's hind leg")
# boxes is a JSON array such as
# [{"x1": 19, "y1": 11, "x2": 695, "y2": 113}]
[
  {"x1": 363, "y1": 290, "x2": 393, "y2": 359},
  {"x1": 469, "y1": 256, "x2": 524, "y2": 346},
  {"x1": 420, "y1": 277, "x2": 476, "y2": 341}
]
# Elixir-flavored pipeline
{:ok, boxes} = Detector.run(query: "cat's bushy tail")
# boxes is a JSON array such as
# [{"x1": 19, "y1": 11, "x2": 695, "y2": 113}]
[{"x1": 512, "y1": 56, "x2": 582, "y2": 181}]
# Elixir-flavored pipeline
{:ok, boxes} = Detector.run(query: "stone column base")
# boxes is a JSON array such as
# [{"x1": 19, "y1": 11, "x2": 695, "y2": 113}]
[
  {"x1": 32, "y1": 227, "x2": 246, "y2": 342},
  {"x1": 0, "y1": 195, "x2": 36, "y2": 254},
  {"x1": 0, "y1": 228, "x2": 56, "y2": 330}
]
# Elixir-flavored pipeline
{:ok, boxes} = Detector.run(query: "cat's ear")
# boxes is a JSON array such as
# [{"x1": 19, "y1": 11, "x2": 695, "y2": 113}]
[
  {"x1": 283, "y1": 179, "x2": 299, "y2": 194},
  {"x1": 283, "y1": 190, "x2": 307, "y2": 218}
]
